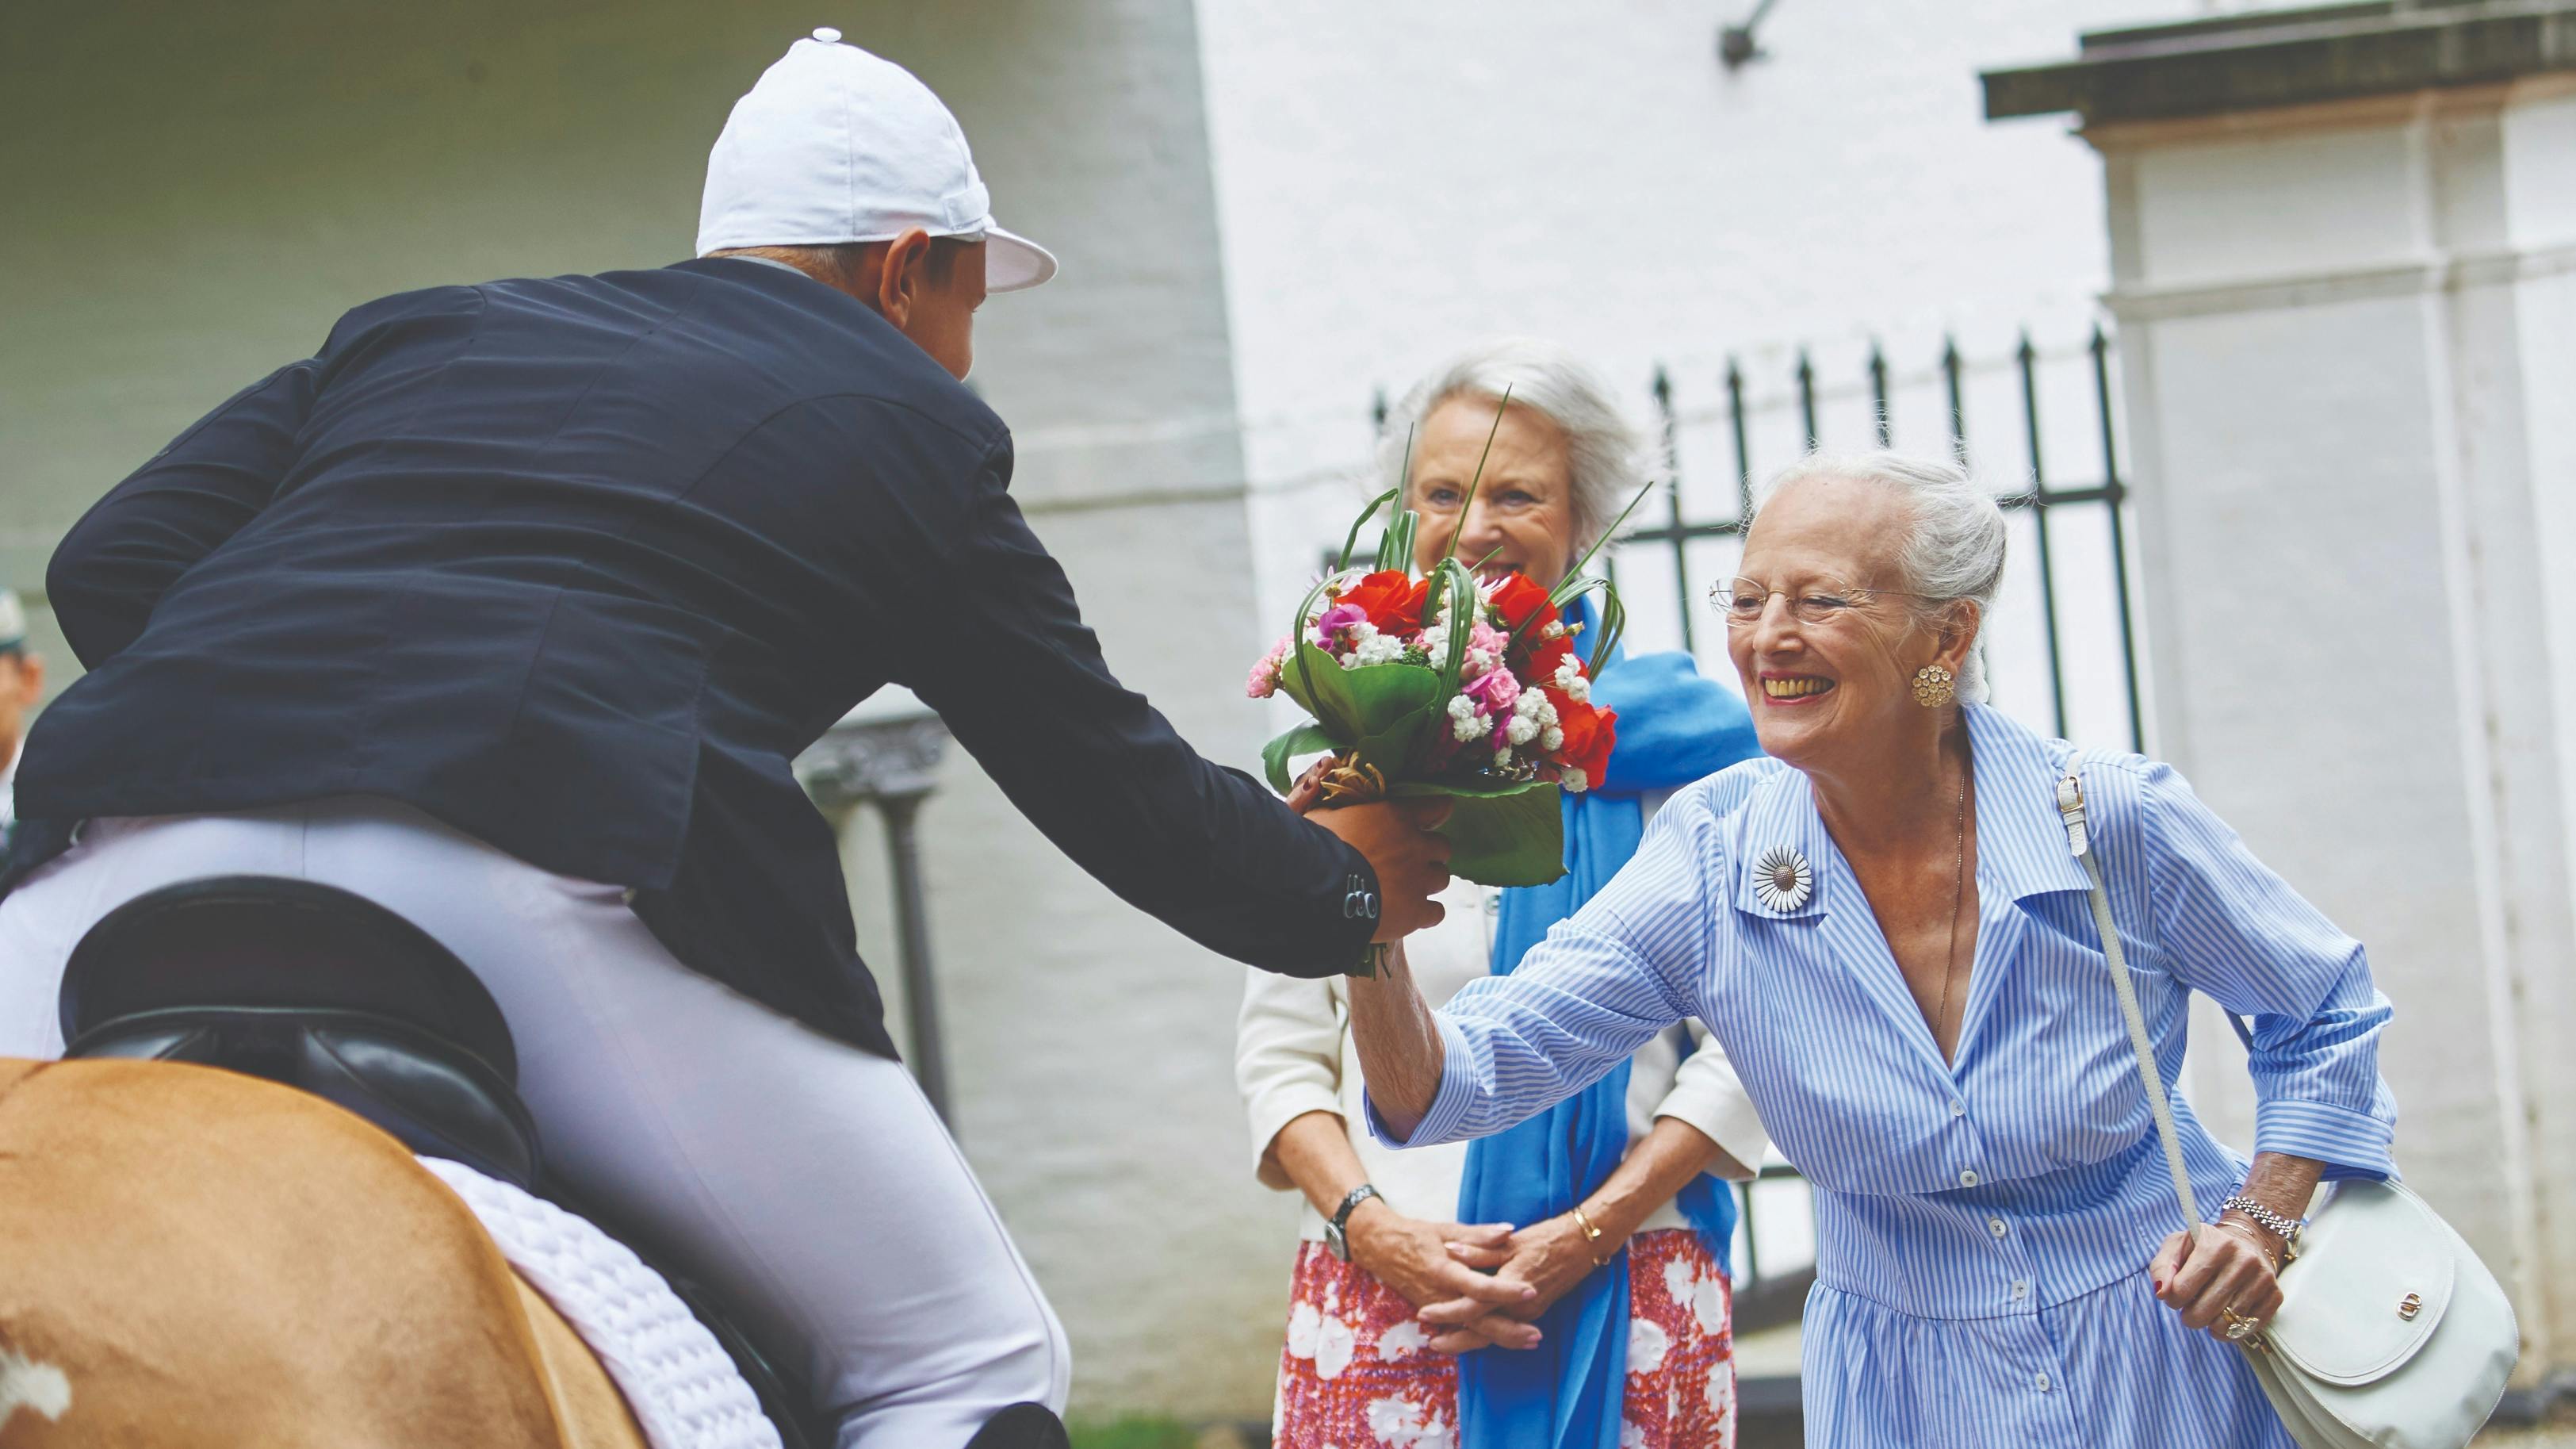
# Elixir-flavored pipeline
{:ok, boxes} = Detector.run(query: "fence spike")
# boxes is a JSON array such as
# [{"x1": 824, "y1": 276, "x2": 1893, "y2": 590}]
[
  {"x1": 1867, "y1": 340, "x2": 1891, "y2": 447},
  {"x1": 1942, "y1": 335, "x2": 1967, "y2": 464},
  {"x1": 1795, "y1": 350, "x2": 1817, "y2": 450},
  {"x1": 1726, "y1": 356, "x2": 1753, "y2": 522}
]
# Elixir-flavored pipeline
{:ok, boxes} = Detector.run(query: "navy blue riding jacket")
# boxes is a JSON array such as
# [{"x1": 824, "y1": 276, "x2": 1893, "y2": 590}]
[{"x1": 13, "y1": 257, "x2": 1377, "y2": 1057}]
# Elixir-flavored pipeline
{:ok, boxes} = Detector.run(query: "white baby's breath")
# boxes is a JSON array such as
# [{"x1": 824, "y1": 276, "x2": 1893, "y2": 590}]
[{"x1": 1446, "y1": 694, "x2": 1487, "y2": 742}]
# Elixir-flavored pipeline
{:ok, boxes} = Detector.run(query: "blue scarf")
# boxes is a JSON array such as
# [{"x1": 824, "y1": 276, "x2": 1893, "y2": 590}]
[{"x1": 1455, "y1": 605, "x2": 1759, "y2": 1449}]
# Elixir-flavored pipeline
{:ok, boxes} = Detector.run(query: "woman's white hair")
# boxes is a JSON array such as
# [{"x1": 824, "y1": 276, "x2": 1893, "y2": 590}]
[
  {"x1": 1753, "y1": 449, "x2": 2010, "y2": 703},
  {"x1": 1376, "y1": 337, "x2": 1643, "y2": 556}
]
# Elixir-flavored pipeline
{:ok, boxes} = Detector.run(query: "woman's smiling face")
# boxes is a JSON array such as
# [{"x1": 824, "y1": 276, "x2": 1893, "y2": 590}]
[
  {"x1": 1407, "y1": 396, "x2": 1579, "y2": 592},
  {"x1": 1727, "y1": 473, "x2": 1949, "y2": 769}
]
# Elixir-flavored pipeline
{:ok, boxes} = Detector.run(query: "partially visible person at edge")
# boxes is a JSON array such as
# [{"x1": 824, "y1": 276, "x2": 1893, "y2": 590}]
[
  {"x1": 1238, "y1": 339, "x2": 1770, "y2": 1449},
  {"x1": 1342, "y1": 450, "x2": 2398, "y2": 1447},
  {"x1": 0, "y1": 32, "x2": 1465, "y2": 1449},
  {"x1": 0, "y1": 591, "x2": 45, "y2": 853}
]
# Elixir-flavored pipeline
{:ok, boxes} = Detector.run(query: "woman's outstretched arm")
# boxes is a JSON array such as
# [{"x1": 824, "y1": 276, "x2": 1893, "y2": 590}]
[
  {"x1": 1346, "y1": 944, "x2": 1449, "y2": 1140},
  {"x1": 1352, "y1": 791, "x2": 1719, "y2": 1150}
]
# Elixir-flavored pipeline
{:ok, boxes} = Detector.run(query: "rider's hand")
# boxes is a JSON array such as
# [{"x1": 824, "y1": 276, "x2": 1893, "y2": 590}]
[
  {"x1": 1307, "y1": 797, "x2": 1453, "y2": 943},
  {"x1": 1342, "y1": 1201, "x2": 1543, "y2": 1351},
  {"x1": 2149, "y1": 1217, "x2": 2284, "y2": 1342}
]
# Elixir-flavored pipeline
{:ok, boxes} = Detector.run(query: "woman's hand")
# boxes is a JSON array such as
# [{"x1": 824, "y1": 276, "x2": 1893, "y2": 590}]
[
  {"x1": 1416, "y1": 1213, "x2": 1612, "y2": 1352},
  {"x1": 1343, "y1": 1202, "x2": 1544, "y2": 1351},
  {"x1": 2149, "y1": 1218, "x2": 2285, "y2": 1343}
]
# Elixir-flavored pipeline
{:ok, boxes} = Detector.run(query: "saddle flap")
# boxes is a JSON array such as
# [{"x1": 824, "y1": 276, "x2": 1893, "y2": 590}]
[
  {"x1": 2265, "y1": 1179, "x2": 2455, "y2": 1386},
  {"x1": 61, "y1": 875, "x2": 515, "y2": 1080}
]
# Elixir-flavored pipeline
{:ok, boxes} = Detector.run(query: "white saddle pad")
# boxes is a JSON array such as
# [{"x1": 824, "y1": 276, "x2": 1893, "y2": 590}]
[{"x1": 419, "y1": 1157, "x2": 784, "y2": 1449}]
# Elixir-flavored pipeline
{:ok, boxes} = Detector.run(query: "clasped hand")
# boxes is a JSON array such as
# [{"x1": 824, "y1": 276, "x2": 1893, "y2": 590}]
[{"x1": 1346, "y1": 1202, "x2": 1610, "y2": 1354}]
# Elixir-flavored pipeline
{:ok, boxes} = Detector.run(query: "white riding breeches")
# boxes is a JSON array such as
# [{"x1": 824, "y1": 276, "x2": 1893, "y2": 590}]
[{"x1": 0, "y1": 798, "x2": 1070, "y2": 1449}]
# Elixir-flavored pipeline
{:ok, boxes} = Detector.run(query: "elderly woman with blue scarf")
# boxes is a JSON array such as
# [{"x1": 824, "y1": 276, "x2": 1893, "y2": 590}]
[{"x1": 1238, "y1": 339, "x2": 1769, "y2": 1449}]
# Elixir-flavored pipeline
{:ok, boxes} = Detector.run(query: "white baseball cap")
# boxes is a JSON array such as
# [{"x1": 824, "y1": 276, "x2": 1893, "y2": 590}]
[{"x1": 697, "y1": 28, "x2": 1058, "y2": 292}]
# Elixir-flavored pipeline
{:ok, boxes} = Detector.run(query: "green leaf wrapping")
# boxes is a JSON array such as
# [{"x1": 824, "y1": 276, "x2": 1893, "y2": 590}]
[
  {"x1": 1391, "y1": 778, "x2": 1569, "y2": 887},
  {"x1": 1277, "y1": 644, "x2": 1445, "y2": 749},
  {"x1": 1261, "y1": 721, "x2": 1338, "y2": 793}
]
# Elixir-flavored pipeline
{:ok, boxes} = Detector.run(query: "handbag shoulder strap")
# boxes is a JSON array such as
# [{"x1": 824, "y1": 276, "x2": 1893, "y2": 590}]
[{"x1": 2056, "y1": 769, "x2": 2207, "y2": 1237}]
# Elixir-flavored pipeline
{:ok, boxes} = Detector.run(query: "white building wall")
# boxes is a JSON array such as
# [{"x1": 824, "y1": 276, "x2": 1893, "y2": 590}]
[
  {"x1": 2097, "y1": 73, "x2": 2576, "y2": 1377},
  {"x1": 1190, "y1": 0, "x2": 2196, "y2": 706}
]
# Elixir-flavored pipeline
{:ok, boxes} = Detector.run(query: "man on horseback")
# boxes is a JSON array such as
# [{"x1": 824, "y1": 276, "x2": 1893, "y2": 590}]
[{"x1": 0, "y1": 30, "x2": 1484, "y2": 1449}]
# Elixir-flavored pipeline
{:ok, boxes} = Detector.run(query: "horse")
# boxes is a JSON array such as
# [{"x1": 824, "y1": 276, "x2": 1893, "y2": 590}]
[
  {"x1": 0, "y1": 872, "x2": 1066, "y2": 1449},
  {"x1": 0, "y1": 1053, "x2": 651, "y2": 1448}
]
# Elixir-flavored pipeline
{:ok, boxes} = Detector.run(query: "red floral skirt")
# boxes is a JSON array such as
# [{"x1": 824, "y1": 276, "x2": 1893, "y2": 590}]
[{"x1": 1273, "y1": 1226, "x2": 1737, "y2": 1449}]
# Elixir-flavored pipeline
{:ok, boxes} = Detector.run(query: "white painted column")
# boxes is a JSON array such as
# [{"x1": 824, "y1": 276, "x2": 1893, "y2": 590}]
[{"x1": 2079, "y1": 73, "x2": 2576, "y2": 1389}]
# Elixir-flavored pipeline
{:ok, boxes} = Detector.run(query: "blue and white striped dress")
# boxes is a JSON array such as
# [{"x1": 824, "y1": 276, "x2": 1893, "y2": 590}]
[{"x1": 1373, "y1": 704, "x2": 2396, "y2": 1447}]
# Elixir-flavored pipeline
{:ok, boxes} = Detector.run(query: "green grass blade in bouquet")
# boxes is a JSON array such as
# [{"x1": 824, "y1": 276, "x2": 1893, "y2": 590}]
[
  {"x1": 1339, "y1": 486, "x2": 1401, "y2": 573},
  {"x1": 1511, "y1": 478, "x2": 1655, "y2": 665}
]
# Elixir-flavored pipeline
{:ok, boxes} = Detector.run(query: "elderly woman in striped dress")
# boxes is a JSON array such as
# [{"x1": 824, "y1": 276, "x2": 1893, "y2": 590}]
[{"x1": 1341, "y1": 450, "x2": 2398, "y2": 1447}]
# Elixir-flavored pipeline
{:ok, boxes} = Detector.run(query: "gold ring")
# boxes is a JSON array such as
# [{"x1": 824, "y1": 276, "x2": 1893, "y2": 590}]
[{"x1": 2220, "y1": 1308, "x2": 2260, "y2": 1342}]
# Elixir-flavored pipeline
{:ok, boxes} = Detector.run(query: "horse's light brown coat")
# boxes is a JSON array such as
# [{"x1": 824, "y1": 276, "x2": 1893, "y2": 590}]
[{"x1": 0, "y1": 1057, "x2": 646, "y2": 1448}]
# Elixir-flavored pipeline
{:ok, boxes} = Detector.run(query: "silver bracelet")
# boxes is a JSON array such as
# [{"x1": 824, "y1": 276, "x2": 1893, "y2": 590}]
[{"x1": 2222, "y1": 1194, "x2": 2303, "y2": 1245}]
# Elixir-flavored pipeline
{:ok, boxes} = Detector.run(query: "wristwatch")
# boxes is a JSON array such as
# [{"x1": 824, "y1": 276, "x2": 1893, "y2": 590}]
[{"x1": 1324, "y1": 1183, "x2": 1383, "y2": 1262}]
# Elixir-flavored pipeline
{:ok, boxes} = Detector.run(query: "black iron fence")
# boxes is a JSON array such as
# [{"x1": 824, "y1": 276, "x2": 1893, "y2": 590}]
[{"x1": 1605, "y1": 326, "x2": 2143, "y2": 752}]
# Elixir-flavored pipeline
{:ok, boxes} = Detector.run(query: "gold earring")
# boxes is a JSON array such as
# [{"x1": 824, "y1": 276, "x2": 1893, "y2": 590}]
[{"x1": 1912, "y1": 664, "x2": 1956, "y2": 708}]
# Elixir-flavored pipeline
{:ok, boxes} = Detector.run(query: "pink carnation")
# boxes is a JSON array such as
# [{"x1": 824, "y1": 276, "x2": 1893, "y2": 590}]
[
  {"x1": 1458, "y1": 620, "x2": 1513, "y2": 680},
  {"x1": 1464, "y1": 663, "x2": 1520, "y2": 715},
  {"x1": 1246, "y1": 637, "x2": 1292, "y2": 698}
]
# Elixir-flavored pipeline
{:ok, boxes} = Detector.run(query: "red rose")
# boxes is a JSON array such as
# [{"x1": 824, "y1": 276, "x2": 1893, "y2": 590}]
[
  {"x1": 1337, "y1": 570, "x2": 1432, "y2": 636},
  {"x1": 1488, "y1": 571, "x2": 1558, "y2": 633},
  {"x1": 1546, "y1": 689, "x2": 1617, "y2": 788}
]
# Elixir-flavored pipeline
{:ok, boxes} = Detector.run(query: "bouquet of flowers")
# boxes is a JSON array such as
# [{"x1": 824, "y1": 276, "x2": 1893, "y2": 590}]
[{"x1": 1247, "y1": 401, "x2": 1648, "y2": 887}]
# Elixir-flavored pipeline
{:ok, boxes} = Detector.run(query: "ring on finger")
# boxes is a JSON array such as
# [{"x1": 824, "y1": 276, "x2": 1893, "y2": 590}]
[{"x1": 2219, "y1": 1306, "x2": 2263, "y2": 1342}]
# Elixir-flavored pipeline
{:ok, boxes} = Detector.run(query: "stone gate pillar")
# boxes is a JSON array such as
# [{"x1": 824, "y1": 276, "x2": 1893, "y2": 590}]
[{"x1": 1988, "y1": 3, "x2": 2576, "y2": 1402}]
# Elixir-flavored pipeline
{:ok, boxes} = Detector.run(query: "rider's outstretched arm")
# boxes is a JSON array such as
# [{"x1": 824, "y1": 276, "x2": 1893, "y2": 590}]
[{"x1": 894, "y1": 431, "x2": 1412, "y2": 979}]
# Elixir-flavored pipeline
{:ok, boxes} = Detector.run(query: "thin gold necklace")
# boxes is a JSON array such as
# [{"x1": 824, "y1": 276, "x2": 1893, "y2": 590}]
[{"x1": 1935, "y1": 759, "x2": 1969, "y2": 1062}]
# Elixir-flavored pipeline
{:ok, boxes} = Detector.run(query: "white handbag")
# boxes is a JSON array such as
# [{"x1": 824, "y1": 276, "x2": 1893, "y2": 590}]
[{"x1": 2055, "y1": 769, "x2": 2519, "y2": 1449}]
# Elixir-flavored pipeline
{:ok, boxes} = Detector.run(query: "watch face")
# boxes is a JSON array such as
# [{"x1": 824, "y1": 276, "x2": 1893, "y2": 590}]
[{"x1": 1324, "y1": 1221, "x2": 1349, "y2": 1261}]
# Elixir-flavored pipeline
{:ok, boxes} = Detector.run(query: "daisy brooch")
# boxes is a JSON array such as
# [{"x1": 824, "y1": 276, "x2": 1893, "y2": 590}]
[{"x1": 1752, "y1": 845, "x2": 1812, "y2": 913}]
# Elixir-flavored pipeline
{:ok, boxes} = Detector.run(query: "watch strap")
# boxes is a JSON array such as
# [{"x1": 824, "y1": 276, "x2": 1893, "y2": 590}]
[{"x1": 1330, "y1": 1183, "x2": 1383, "y2": 1235}]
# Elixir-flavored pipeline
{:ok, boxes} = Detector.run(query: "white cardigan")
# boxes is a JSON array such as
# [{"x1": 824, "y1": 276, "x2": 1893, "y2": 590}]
[{"x1": 1237, "y1": 846, "x2": 1770, "y2": 1244}]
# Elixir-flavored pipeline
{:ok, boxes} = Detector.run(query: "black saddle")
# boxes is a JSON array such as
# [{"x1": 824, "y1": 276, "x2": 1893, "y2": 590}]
[
  {"x1": 56, "y1": 874, "x2": 848, "y2": 1449},
  {"x1": 60, "y1": 874, "x2": 541, "y2": 1186}
]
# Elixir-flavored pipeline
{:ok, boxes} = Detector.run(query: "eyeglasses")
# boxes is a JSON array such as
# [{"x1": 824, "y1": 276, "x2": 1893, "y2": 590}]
[{"x1": 1708, "y1": 577, "x2": 1943, "y2": 629}]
